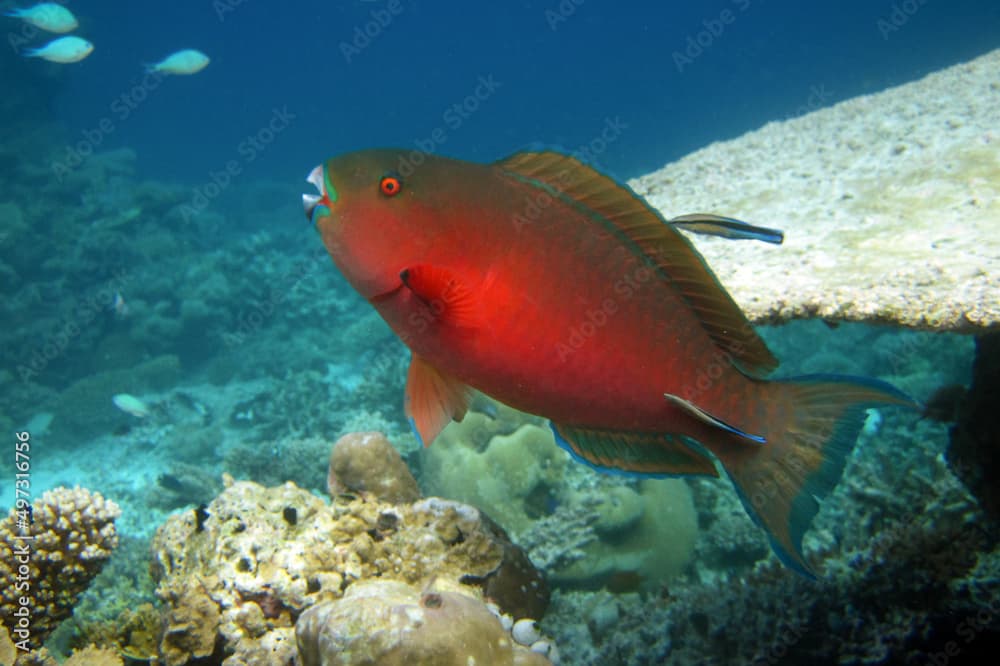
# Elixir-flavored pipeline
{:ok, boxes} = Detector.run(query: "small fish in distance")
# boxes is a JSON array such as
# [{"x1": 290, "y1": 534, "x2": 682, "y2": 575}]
[
  {"x1": 147, "y1": 49, "x2": 210, "y2": 75},
  {"x1": 24, "y1": 35, "x2": 92, "y2": 63},
  {"x1": 5, "y1": 3, "x2": 78, "y2": 33}
]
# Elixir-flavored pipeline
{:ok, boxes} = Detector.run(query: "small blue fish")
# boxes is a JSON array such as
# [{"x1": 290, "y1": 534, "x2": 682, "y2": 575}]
[
  {"x1": 24, "y1": 35, "x2": 93, "y2": 63},
  {"x1": 668, "y1": 213, "x2": 784, "y2": 245},
  {"x1": 148, "y1": 49, "x2": 210, "y2": 75},
  {"x1": 5, "y1": 3, "x2": 78, "y2": 33}
]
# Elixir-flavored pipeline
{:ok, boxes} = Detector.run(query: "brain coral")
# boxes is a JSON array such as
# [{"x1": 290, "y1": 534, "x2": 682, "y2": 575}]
[
  {"x1": 0, "y1": 486, "x2": 121, "y2": 648},
  {"x1": 150, "y1": 476, "x2": 548, "y2": 666},
  {"x1": 327, "y1": 431, "x2": 420, "y2": 503}
]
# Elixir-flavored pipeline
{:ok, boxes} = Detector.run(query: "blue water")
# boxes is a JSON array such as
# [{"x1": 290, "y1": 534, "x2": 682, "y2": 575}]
[
  {"x1": 42, "y1": 0, "x2": 1000, "y2": 185},
  {"x1": 3, "y1": 0, "x2": 1000, "y2": 664}
]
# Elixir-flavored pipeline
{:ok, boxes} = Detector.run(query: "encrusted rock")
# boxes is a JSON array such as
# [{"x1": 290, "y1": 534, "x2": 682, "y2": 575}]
[{"x1": 150, "y1": 479, "x2": 548, "y2": 665}]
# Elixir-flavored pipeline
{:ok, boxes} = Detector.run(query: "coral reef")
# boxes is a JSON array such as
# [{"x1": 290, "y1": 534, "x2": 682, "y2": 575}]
[
  {"x1": 631, "y1": 49, "x2": 1000, "y2": 333},
  {"x1": 50, "y1": 355, "x2": 181, "y2": 441},
  {"x1": 149, "y1": 470, "x2": 547, "y2": 665},
  {"x1": 421, "y1": 416, "x2": 566, "y2": 535},
  {"x1": 948, "y1": 332, "x2": 1000, "y2": 521},
  {"x1": 0, "y1": 487, "x2": 121, "y2": 649},
  {"x1": 296, "y1": 579, "x2": 553, "y2": 666},
  {"x1": 422, "y1": 414, "x2": 699, "y2": 589},
  {"x1": 327, "y1": 431, "x2": 420, "y2": 503},
  {"x1": 549, "y1": 479, "x2": 698, "y2": 589},
  {"x1": 60, "y1": 535, "x2": 160, "y2": 659}
]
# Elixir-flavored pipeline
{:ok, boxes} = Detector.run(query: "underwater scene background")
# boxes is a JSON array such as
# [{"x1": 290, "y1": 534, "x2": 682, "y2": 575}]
[{"x1": 2, "y1": 0, "x2": 999, "y2": 664}]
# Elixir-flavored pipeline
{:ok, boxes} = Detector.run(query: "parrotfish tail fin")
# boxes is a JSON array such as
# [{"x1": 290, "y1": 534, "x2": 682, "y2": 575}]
[
  {"x1": 23, "y1": 47, "x2": 42, "y2": 58},
  {"x1": 712, "y1": 374, "x2": 918, "y2": 577},
  {"x1": 668, "y1": 213, "x2": 784, "y2": 245},
  {"x1": 4, "y1": 9, "x2": 25, "y2": 17}
]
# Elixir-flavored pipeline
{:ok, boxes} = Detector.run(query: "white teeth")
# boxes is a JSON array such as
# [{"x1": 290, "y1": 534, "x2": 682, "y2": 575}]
[
  {"x1": 302, "y1": 193, "x2": 321, "y2": 220},
  {"x1": 306, "y1": 164, "x2": 324, "y2": 194}
]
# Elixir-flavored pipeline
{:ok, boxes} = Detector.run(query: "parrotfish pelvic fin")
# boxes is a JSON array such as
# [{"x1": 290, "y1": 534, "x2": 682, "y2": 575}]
[
  {"x1": 404, "y1": 354, "x2": 471, "y2": 447},
  {"x1": 549, "y1": 422, "x2": 720, "y2": 477},
  {"x1": 664, "y1": 393, "x2": 766, "y2": 444},
  {"x1": 495, "y1": 150, "x2": 779, "y2": 377},
  {"x1": 400, "y1": 264, "x2": 482, "y2": 330},
  {"x1": 668, "y1": 213, "x2": 784, "y2": 245}
]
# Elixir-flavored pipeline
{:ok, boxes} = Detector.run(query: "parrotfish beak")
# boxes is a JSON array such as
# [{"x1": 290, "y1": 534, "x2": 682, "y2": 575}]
[{"x1": 303, "y1": 164, "x2": 330, "y2": 223}]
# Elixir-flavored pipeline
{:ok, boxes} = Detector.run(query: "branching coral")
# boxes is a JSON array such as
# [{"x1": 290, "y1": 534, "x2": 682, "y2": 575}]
[{"x1": 0, "y1": 487, "x2": 121, "y2": 649}]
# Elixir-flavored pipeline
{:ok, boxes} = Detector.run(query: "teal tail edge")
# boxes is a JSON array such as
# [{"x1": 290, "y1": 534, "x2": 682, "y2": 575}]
[
  {"x1": 714, "y1": 373, "x2": 919, "y2": 577},
  {"x1": 547, "y1": 373, "x2": 919, "y2": 577}
]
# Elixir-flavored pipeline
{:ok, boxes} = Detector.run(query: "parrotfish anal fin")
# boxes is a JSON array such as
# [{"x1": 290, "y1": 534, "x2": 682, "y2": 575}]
[
  {"x1": 400, "y1": 264, "x2": 481, "y2": 330},
  {"x1": 664, "y1": 393, "x2": 766, "y2": 444},
  {"x1": 668, "y1": 213, "x2": 784, "y2": 245},
  {"x1": 550, "y1": 423, "x2": 719, "y2": 477},
  {"x1": 495, "y1": 151, "x2": 778, "y2": 377},
  {"x1": 405, "y1": 354, "x2": 471, "y2": 447}
]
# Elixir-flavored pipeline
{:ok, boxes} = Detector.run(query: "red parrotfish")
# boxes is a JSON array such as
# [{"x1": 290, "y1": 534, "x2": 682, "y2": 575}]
[{"x1": 302, "y1": 149, "x2": 916, "y2": 576}]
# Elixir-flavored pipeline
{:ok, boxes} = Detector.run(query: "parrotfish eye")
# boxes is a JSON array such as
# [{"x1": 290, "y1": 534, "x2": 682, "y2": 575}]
[{"x1": 379, "y1": 172, "x2": 403, "y2": 197}]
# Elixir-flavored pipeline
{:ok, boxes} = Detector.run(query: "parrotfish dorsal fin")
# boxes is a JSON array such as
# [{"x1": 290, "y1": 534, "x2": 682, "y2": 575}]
[
  {"x1": 405, "y1": 354, "x2": 471, "y2": 447},
  {"x1": 496, "y1": 150, "x2": 779, "y2": 377},
  {"x1": 550, "y1": 422, "x2": 720, "y2": 477}
]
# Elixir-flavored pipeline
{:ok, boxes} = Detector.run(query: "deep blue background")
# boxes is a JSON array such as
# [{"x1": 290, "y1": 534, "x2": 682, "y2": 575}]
[{"x1": 32, "y1": 0, "x2": 1000, "y2": 184}]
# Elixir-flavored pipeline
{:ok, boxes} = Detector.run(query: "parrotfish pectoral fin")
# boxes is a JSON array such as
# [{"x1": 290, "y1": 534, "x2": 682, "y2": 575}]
[
  {"x1": 664, "y1": 393, "x2": 766, "y2": 444},
  {"x1": 495, "y1": 150, "x2": 779, "y2": 377},
  {"x1": 550, "y1": 423, "x2": 720, "y2": 477},
  {"x1": 400, "y1": 264, "x2": 481, "y2": 330},
  {"x1": 709, "y1": 374, "x2": 919, "y2": 577},
  {"x1": 405, "y1": 354, "x2": 471, "y2": 447},
  {"x1": 668, "y1": 214, "x2": 784, "y2": 245}
]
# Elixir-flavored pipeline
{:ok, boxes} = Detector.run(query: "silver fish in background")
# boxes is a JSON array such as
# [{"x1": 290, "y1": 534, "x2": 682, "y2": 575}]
[
  {"x1": 147, "y1": 49, "x2": 211, "y2": 75},
  {"x1": 5, "y1": 2, "x2": 78, "y2": 33},
  {"x1": 24, "y1": 35, "x2": 93, "y2": 63}
]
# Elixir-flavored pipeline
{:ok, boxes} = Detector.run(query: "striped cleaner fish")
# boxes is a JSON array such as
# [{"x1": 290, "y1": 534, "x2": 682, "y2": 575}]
[{"x1": 302, "y1": 149, "x2": 917, "y2": 576}]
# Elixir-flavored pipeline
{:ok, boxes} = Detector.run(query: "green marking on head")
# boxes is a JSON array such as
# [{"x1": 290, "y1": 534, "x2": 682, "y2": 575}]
[{"x1": 323, "y1": 163, "x2": 338, "y2": 203}]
